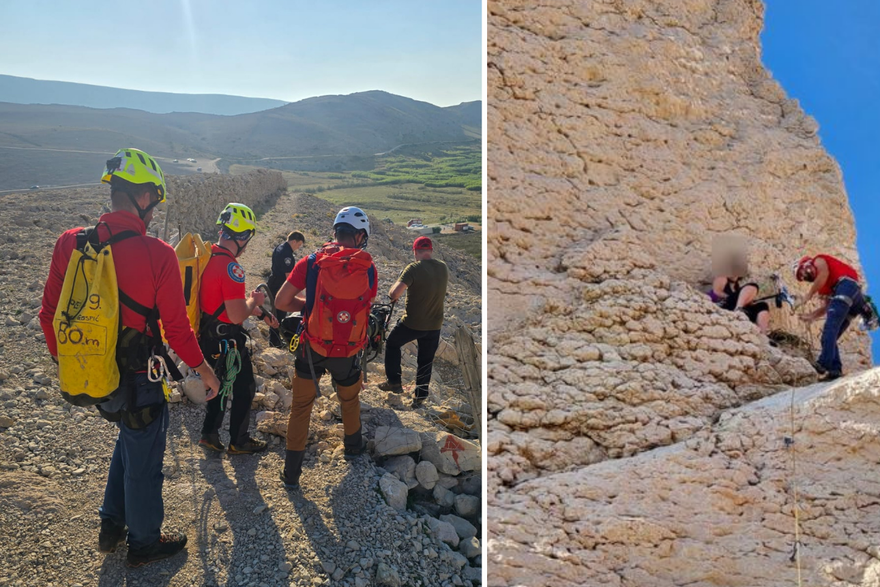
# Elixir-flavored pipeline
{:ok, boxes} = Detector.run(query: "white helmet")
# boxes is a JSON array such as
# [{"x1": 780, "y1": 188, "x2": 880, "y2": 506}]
[
  {"x1": 334, "y1": 206, "x2": 370, "y2": 235},
  {"x1": 182, "y1": 375, "x2": 208, "y2": 405},
  {"x1": 333, "y1": 206, "x2": 370, "y2": 248}
]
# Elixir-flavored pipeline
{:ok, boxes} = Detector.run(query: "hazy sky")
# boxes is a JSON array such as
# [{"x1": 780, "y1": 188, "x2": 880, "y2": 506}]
[
  {"x1": 762, "y1": 1, "x2": 880, "y2": 361},
  {"x1": 0, "y1": 1, "x2": 482, "y2": 107}
]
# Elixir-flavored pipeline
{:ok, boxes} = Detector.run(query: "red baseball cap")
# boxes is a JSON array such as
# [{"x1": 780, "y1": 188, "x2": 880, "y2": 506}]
[{"x1": 413, "y1": 236, "x2": 433, "y2": 251}]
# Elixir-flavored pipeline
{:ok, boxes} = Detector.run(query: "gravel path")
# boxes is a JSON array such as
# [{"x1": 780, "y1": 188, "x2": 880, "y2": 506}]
[{"x1": 0, "y1": 185, "x2": 483, "y2": 587}]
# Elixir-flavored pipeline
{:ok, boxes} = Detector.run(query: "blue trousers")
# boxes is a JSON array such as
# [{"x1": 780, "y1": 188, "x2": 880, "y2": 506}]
[
  {"x1": 99, "y1": 375, "x2": 168, "y2": 549},
  {"x1": 817, "y1": 278, "x2": 865, "y2": 375}
]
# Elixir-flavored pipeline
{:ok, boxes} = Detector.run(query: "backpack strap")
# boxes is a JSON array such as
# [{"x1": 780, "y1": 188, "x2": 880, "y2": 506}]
[
  {"x1": 303, "y1": 252, "x2": 320, "y2": 320},
  {"x1": 203, "y1": 250, "x2": 234, "y2": 323},
  {"x1": 117, "y1": 289, "x2": 183, "y2": 382},
  {"x1": 200, "y1": 302, "x2": 227, "y2": 330},
  {"x1": 77, "y1": 223, "x2": 140, "y2": 251}
]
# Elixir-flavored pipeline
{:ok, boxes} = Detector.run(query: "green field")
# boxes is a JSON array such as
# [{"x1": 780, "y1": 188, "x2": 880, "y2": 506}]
[
  {"x1": 348, "y1": 144, "x2": 481, "y2": 191},
  {"x1": 229, "y1": 143, "x2": 482, "y2": 226},
  {"x1": 434, "y1": 231, "x2": 482, "y2": 260}
]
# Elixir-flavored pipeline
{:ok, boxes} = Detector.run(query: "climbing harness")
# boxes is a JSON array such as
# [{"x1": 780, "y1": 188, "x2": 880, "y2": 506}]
[
  {"x1": 752, "y1": 273, "x2": 796, "y2": 309},
  {"x1": 305, "y1": 340, "x2": 322, "y2": 399}
]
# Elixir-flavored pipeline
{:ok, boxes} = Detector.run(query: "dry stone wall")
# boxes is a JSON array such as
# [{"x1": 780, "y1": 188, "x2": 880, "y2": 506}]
[{"x1": 163, "y1": 169, "x2": 287, "y2": 239}]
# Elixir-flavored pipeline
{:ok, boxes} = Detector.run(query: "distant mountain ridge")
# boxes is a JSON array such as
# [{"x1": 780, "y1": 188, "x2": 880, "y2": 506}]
[
  {"x1": 0, "y1": 74, "x2": 288, "y2": 116},
  {"x1": 0, "y1": 90, "x2": 481, "y2": 160},
  {"x1": 0, "y1": 87, "x2": 481, "y2": 188}
]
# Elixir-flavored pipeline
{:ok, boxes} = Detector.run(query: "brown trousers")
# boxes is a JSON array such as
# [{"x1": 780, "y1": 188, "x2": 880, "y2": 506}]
[{"x1": 285, "y1": 373, "x2": 362, "y2": 451}]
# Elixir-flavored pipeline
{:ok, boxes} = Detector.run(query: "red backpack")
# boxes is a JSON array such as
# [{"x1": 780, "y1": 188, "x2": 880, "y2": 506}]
[{"x1": 302, "y1": 244, "x2": 376, "y2": 358}]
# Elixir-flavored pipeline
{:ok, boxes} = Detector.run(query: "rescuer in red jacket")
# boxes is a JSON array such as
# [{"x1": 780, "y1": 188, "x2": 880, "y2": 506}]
[{"x1": 40, "y1": 148, "x2": 220, "y2": 567}]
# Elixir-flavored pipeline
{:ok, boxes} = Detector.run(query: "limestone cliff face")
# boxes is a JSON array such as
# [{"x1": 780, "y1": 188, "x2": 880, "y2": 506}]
[
  {"x1": 490, "y1": 372, "x2": 880, "y2": 587},
  {"x1": 488, "y1": 0, "x2": 867, "y2": 361},
  {"x1": 488, "y1": 0, "x2": 875, "y2": 584}
]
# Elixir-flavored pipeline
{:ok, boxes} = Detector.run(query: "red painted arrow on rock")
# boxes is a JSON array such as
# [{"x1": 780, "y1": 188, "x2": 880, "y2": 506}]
[{"x1": 440, "y1": 435, "x2": 465, "y2": 468}]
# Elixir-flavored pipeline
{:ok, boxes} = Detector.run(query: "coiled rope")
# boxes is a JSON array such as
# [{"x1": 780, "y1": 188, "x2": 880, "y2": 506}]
[{"x1": 219, "y1": 345, "x2": 241, "y2": 410}]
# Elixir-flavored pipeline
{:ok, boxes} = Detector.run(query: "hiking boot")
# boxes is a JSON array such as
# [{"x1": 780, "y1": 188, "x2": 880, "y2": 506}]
[
  {"x1": 281, "y1": 450, "x2": 304, "y2": 489},
  {"x1": 343, "y1": 429, "x2": 366, "y2": 460},
  {"x1": 818, "y1": 371, "x2": 842, "y2": 382},
  {"x1": 125, "y1": 532, "x2": 187, "y2": 568},
  {"x1": 809, "y1": 361, "x2": 826, "y2": 376},
  {"x1": 199, "y1": 433, "x2": 225, "y2": 452},
  {"x1": 343, "y1": 441, "x2": 367, "y2": 460},
  {"x1": 377, "y1": 380, "x2": 404, "y2": 394},
  {"x1": 279, "y1": 469, "x2": 300, "y2": 490},
  {"x1": 228, "y1": 438, "x2": 268, "y2": 455},
  {"x1": 411, "y1": 396, "x2": 427, "y2": 409},
  {"x1": 98, "y1": 518, "x2": 127, "y2": 554}
]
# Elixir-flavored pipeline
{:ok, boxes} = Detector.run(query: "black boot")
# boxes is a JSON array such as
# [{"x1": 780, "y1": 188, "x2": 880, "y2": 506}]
[
  {"x1": 281, "y1": 450, "x2": 305, "y2": 489},
  {"x1": 98, "y1": 518, "x2": 127, "y2": 554},
  {"x1": 343, "y1": 428, "x2": 366, "y2": 460}
]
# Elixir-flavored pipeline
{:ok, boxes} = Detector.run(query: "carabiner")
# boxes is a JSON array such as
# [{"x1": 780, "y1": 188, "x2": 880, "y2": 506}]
[{"x1": 147, "y1": 354, "x2": 168, "y2": 383}]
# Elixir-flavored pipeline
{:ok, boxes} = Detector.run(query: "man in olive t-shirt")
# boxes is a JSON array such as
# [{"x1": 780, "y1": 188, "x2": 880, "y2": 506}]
[{"x1": 378, "y1": 236, "x2": 448, "y2": 407}]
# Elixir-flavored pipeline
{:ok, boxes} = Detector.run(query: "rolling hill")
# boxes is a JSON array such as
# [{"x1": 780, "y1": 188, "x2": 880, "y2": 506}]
[
  {"x1": 0, "y1": 90, "x2": 482, "y2": 189},
  {"x1": 0, "y1": 74, "x2": 287, "y2": 115}
]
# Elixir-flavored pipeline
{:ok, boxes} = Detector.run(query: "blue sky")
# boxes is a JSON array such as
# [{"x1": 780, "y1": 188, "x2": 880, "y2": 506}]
[
  {"x1": 761, "y1": 1, "x2": 880, "y2": 362},
  {"x1": 0, "y1": 1, "x2": 481, "y2": 107}
]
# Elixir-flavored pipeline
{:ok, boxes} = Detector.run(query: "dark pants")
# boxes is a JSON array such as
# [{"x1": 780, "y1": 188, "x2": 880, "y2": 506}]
[
  {"x1": 294, "y1": 342, "x2": 361, "y2": 386},
  {"x1": 818, "y1": 278, "x2": 865, "y2": 374},
  {"x1": 384, "y1": 323, "x2": 441, "y2": 399},
  {"x1": 99, "y1": 374, "x2": 168, "y2": 549},
  {"x1": 268, "y1": 308, "x2": 287, "y2": 348},
  {"x1": 267, "y1": 277, "x2": 287, "y2": 348},
  {"x1": 201, "y1": 343, "x2": 256, "y2": 445}
]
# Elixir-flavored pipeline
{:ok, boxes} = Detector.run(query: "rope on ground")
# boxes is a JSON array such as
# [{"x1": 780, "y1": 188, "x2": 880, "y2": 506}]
[{"x1": 219, "y1": 346, "x2": 241, "y2": 411}]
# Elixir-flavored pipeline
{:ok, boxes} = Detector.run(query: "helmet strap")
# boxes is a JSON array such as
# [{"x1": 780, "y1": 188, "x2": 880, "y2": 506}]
[
  {"x1": 220, "y1": 228, "x2": 252, "y2": 257},
  {"x1": 232, "y1": 238, "x2": 249, "y2": 257},
  {"x1": 125, "y1": 189, "x2": 159, "y2": 221}
]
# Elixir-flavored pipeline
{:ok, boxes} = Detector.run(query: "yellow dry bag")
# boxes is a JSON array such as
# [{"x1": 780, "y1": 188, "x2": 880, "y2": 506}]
[
  {"x1": 53, "y1": 227, "x2": 139, "y2": 406},
  {"x1": 175, "y1": 232, "x2": 212, "y2": 336}
]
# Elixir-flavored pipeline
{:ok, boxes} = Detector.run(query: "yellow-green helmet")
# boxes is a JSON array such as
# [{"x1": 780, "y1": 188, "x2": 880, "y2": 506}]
[
  {"x1": 101, "y1": 148, "x2": 167, "y2": 202},
  {"x1": 217, "y1": 203, "x2": 257, "y2": 238}
]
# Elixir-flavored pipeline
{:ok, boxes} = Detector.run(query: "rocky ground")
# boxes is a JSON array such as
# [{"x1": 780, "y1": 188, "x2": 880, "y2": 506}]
[
  {"x1": 0, "y1": 186, "x2": 483, "y2": 586},
  {"x1": 489, "y1": 369, "x2": 880, "y2": 587}
]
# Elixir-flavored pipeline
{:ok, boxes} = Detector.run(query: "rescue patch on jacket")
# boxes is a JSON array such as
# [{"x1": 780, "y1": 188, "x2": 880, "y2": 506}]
[{"x1": 227, "y1": 262, "x2": 246, "y2": 283}]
